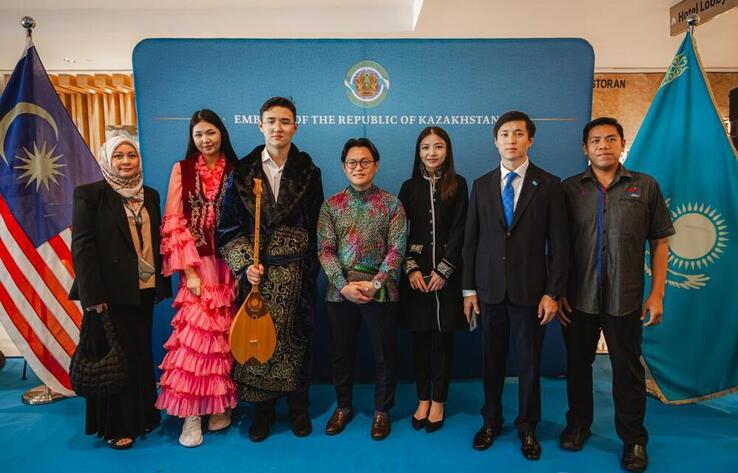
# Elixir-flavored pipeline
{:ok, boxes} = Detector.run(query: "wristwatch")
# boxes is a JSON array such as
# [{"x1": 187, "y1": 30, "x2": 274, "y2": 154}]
[
  {"x1": 548, "y1": 294, "x2": 560, "y2": 302},
  {"x1": 372, "y1": 280, "x2": 382, "y2": 291}
]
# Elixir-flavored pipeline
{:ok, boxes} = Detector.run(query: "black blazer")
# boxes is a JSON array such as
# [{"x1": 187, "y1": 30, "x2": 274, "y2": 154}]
[
  {"x1": 68, "y1": 180, "x2": 172, "y2": 309},
  {"x1": 462, "y1": 162, "x2": 568, "y2": 306}
]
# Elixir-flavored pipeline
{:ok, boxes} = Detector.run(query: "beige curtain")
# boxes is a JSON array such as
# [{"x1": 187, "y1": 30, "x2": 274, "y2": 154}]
[{"x1": 1, "y1": 73, "x2": 136, "y2": 154}]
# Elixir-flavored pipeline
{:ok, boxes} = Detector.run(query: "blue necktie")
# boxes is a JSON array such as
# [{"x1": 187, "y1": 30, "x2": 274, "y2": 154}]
[{"x1": 502, "y1": 171, "x2": 518, "y2": 228}]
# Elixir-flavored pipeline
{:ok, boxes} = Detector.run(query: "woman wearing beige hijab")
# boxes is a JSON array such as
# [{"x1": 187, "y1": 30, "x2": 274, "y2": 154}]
[{"x1": 69, "y1": 136, "x2": 171, "y2": 449}]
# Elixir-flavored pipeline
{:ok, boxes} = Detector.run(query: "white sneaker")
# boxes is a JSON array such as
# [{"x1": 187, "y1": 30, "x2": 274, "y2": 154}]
[
  {"x1": 208, "y1": 409, "x2": 232, "y2": 432},
  {"x1": 179, "y1": 416, "x2": 203, "y2": 447}
]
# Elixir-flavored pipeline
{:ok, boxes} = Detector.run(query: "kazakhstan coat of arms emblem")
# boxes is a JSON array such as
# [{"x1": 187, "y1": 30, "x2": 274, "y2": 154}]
[{"x1": 344, "y1": 61, "x2": 390, "y2": 108}]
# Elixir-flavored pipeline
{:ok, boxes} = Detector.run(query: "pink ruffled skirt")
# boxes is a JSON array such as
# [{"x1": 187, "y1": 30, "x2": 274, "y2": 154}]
[{"x1": 156, "y1": 255, "x2": 238, "y2": 417}]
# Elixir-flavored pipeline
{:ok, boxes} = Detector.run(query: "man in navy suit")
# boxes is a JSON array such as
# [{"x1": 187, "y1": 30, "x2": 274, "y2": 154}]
[{"x1": 462, "y1": 110, "x2": 568, "y2": 460}]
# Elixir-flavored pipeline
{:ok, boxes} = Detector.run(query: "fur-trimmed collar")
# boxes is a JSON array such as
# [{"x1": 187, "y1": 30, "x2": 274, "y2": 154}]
[{"x1": 233, "y1": 144, "x2": 319, "y2": 228}]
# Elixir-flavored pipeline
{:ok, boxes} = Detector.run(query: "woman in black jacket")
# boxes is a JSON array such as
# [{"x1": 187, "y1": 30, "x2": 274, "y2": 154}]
[
  {"x1": 398, "y1": 127, "x2": 468, "y2": 433},
  {"x1": 69, "y1": 136, "x2": 171, "y2": 449}
]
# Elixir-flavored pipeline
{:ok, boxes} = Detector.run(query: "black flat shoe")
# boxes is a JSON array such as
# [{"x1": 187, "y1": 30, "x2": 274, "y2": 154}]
[
  {"x1": 472, "y1": 424, "x2": 500, "y2": 450},
  {"x1": 425, "y1": 418, "x2": 444, "y2": 433},
  {"x1": 622, "y1": 444, "x2": 648, "y2": 472},
  {"x1": 249, "y1": 409, "x2": 275, "y2": 442},
  {"x1": 411, "y1": 415, "x2": 427, "y2": 430},
  {"x1": 107, "y1": 437, "x2": 134, "y2": 450},
  {"x1": 559, "y1": 425, "x2": 591, "y2": 451},
  {"x1": 519, "y1": 431, "x2": 542, "y2": 460},
  {"x1": 290, "y1": 412, "x2": 313, "y2": 437}
]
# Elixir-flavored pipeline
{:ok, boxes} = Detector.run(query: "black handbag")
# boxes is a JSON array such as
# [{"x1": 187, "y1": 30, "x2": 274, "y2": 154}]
[{"x1": 69, "y1": 310, "x2": 127, "y2": 398}]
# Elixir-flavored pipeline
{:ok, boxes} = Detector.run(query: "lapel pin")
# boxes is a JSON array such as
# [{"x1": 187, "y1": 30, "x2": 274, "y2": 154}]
[{"x1": 532, "y1": 179, "x2": 539, "y2": 187}]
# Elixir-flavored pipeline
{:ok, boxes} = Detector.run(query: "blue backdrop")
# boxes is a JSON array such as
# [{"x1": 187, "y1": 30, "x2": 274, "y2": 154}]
[{"x1": 132, "y1": 38, "x2": 593, "y2": 381}]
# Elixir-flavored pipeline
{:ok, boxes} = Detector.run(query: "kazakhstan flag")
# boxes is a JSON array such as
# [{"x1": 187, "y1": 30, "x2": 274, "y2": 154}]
[{"x1": 626, "y1": 32, "x2": 738, "y2": 404}]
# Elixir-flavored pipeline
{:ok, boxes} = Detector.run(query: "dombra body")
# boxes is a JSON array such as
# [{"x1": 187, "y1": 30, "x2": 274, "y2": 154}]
[{"x1": 229, "y1": 178, "x2": 277, "y2": 365}]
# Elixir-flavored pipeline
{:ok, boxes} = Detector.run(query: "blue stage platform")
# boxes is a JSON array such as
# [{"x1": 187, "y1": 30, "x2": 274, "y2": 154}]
[{"x1": 1, "y1": 356, "x2": 736, "y2": 472}]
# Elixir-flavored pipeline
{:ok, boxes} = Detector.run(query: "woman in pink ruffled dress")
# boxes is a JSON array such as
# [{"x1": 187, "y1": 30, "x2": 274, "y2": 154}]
[{"x1": 156, "y1": 109, "x2": 239, "y2": 447}]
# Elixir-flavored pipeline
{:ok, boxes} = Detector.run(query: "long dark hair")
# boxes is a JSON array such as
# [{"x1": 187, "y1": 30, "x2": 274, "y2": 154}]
[
  {"x1": 411, "y1": 126, "x2": 458, "y2": 201},
  {"x1": 184, "y1": 109, "x2": 238, "y2": 165}
]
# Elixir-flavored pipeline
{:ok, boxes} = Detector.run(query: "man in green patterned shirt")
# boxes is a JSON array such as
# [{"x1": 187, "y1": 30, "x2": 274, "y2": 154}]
[{"x1": 317, "y1": 137, "x2": 407, "y2": 441}]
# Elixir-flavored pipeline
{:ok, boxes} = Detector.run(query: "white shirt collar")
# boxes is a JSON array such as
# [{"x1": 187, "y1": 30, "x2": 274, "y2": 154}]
[
  {"x1": 261, "y1": 147, "x2": 285, "y2": 170},
  {"x1": 500, "y1": 158, "x2": 529, "y2": 181}
]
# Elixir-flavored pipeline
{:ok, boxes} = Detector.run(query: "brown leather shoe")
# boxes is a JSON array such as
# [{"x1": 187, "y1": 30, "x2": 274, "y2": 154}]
[
  {"x1": 325, "y1": 408, "x2": 354, "y2": 436},
  {"x1": 370, "y1": 413, "x2": 391, "y2": 440},
  {"x1": 519, "y1": 431, "x2": 542, "y2": 460}
]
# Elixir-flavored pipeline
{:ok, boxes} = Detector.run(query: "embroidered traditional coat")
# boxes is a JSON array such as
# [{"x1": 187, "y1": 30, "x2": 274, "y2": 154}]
[
  {"x1": 217, "y1": 144, "x2": 323, "y2": 402},
  {"x1": 398, "y1": 173, "x2": 468, "y2": 332}
]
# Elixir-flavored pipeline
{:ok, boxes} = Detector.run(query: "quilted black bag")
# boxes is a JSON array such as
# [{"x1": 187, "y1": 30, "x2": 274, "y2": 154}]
[{"x1": 69, "y1": 310, "x2": 127, "y2": 398}]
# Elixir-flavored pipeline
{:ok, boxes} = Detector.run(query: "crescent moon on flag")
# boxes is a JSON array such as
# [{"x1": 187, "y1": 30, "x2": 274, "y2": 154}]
[{"x1": 0, "y1": 102, "x2": 59, "y2": 165}]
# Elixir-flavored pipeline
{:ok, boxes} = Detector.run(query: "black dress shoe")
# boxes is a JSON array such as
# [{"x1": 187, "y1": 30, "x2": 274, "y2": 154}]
[
  {"x1": 370, "y1": 413, "x2": 391, "y2": 440},
  {"x1": 519, "y1": 431, "x2": 542, "y2": 460},
  {"x1": 622, "y1": 444, "x2": 648, "y2": 472},
  {"x1": 425, "y1": 417, "x2": 444, "y2": 433},
  {"x1": 290, "y1": 411, "x2": 312, "y2": 437},
  {"x1": 249, "y1": 409, "x2": 275, "y2": 442},
  {"x1": 325, "y1": 409, "x2": 354, "y2": 436},
  {"x1": 559, "y1": 425, "x2": 591, "y2": 451},
  {"x1": 411, "y1": 415, "x2": 427, "y2": 430},
  {"x1": 472, "y1": 424, "x2": 500, "y2": 450}
]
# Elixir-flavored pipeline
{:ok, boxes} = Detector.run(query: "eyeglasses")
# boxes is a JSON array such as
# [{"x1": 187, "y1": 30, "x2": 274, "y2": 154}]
[
  {"x1": 344, "y1": 159, "x2": 375, "y2": 170},
  {"x1": 262, "y1": 118, "x2": 295, "y2": 128}
]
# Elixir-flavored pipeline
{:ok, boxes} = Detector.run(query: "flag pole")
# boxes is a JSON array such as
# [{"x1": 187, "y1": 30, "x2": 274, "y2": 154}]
[
  {"x1": 21, "y1": 16, "x2": 35, "y2": 48},
  {"x1": 14, "y1": 15, "x2": 67, "y2": 406},
  {"x1": 686, "y1": 13, "x2": 700, "y2": 34}
]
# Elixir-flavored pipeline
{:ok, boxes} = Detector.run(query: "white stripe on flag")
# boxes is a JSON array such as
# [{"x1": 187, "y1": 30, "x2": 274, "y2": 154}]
[
  {"x1": 0, "y1": 216, "x2": 73, "y2": 368},
  {"x1": 0, "y1": 305, "x2": 74, "y2": 396},
  {"x1": 36, "y1": 242, "x2": 80, "y2": 344},
  {"x1": 59, "y1": 227, "x2": 72, "y2": 247},
  {"x1": 0, "y1": 262, "x2": 72, "y2": 368},
  {"x1": 0, "y1": 222, "x2": 79, "y2": 351},
  {"x1": 37, "y1": 241, "x2": 74, "y2": 289}
]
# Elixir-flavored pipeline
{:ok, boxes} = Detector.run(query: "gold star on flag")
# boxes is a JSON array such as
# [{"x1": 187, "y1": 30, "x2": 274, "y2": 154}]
[{"x1": 14, "y1": 140, "x2": 66, "y2": 191}]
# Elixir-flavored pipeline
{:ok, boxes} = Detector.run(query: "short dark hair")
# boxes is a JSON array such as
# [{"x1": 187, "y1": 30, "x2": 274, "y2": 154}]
[
  {"x1": 185, "y1": 109, "x2": 238, "y2": 166},
  {"x1": 582, "y1": 117, "x2": 624, "y2": 143},
  {"x1": 341, "y1": 138, "x2": 380, "y2": 162},
  {"x1": 259, "y1": 96, "x2": 297, "y2": 121},
  {"x1": 493, "y1": 110, "x2": 536, "y2": 139}
]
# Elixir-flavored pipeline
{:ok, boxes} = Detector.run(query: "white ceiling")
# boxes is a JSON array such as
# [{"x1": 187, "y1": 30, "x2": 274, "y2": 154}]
[{"x1": 0, "y1": 0, "x2": 736, "y2": 72}]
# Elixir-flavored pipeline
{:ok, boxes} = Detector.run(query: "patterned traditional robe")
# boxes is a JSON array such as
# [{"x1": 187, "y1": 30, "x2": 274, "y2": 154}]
[{"x1": 216, "y1": 144, "x2": 323, "y2": 402}]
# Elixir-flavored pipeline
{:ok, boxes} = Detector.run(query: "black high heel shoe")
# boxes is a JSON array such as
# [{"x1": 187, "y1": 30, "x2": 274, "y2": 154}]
[
  {"x1": 411, "y1": 415, "x2": 427, "y2": 430},
  {"x1": 425, "y1": 417, "x2": 444, "y2": 433}
]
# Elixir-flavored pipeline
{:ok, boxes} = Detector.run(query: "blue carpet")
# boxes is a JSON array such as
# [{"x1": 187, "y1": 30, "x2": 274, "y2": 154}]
[{"x1": 1, "y1": 356, "x2": 736, "y2": 473}]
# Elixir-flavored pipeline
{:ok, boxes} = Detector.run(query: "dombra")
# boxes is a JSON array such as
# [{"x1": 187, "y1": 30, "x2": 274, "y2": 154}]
[{"x1": 229, "y1": 178, "x2": 277, "y2": 365}]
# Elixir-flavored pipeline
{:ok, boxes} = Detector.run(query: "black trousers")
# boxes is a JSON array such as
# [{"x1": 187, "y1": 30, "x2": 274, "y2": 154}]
[
  {"x1": 85, "y1": 289, "x2": 160, "y2": 440},
  {"x1": 327, "y1": 301, "x2": 398, "y2": 412},
  {"x1": 412, "y1": 331, "x2": 454, "y2": 402},
  {"x1": 480, "y1": 301, "x2": 544, "y2": 433},
  {"x1": 562, "y1": 309, "x2": 648, "y2": 445}
]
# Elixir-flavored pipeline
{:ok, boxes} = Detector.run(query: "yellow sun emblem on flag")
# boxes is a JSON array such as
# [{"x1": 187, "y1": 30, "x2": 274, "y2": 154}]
[
  {"x1": 647, "y1": 200, "x2": 730, "y2": 290},
  {"x1": 14, "y1": 140, "x2": 66, "y2": 191},
  {"x1": 668, "y1": 202, "x2": 728, "y2": 271}
]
